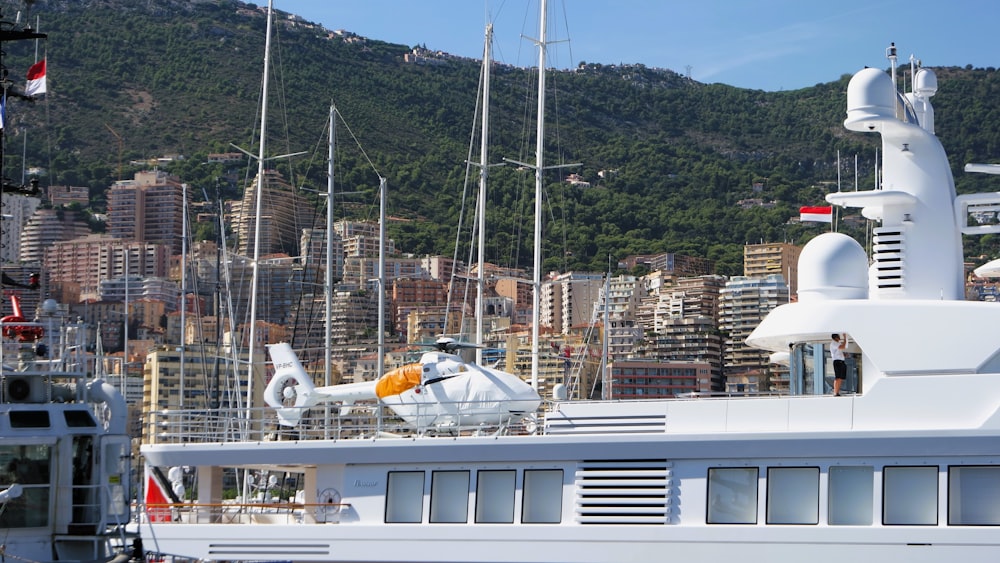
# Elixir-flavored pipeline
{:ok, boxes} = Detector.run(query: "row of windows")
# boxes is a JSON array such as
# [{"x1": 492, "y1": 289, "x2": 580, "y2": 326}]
[
  {"x1": 616, "y1": 377, "x2": 697, "y2": 385},
  {"x1": 386, "y1": 469, "x2": 563, "y2": 524},
  {"x1": 616, "y1": 388, "x2": 684, "y2": 397},
  {"x1": 707, "y1": 465, "x2": 1000, "y2": 526},
  {"x1": 616, "y1": 369, "x2": 699, "y2": 378}
]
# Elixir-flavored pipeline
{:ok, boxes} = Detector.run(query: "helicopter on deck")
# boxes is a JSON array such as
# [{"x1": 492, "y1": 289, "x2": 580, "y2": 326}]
[{"x1": 264, "y1": 338, "x2": 542, "y2": 433}]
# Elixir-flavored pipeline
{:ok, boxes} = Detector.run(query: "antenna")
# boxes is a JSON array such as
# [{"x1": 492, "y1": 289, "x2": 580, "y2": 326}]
[
  {"x1": 104, "y1": 123, "x2": 124, "y2": 181},
  {"x1": 885, "y1": 41, "x2": 902, "y2": 119}
]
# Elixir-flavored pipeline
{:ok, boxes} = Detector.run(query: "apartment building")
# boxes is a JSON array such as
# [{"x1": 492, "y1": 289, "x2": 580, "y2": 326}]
[
  {"x1": 0, "y1": 193, "x2": 41, "y2": 262},
  {"x1": 232, "y1": 169, "x2": 311, "y2": 257},
  {"x1": 719, "y1": 274, "x2": 789, "y2": 390},
  {"x1": 541, "y1": 271, "x2": 604, "y2": 335},
  {"x1": 619, "y1": 252, "x2": 714, "y2": 277},
  {"x1": 743, "y1": 242, "x2": 802, "y2": 297},
  {"x1": 637, "y1": 316, "x2": 724, "y2": 392},
  {"x1": 142, "y1": 345, "x2": 264, "y2": 445},
  {"x1": 19, "y1": 207, "x2": 92, "y2": 264},
  {"x1": 44, "y1": 235, "x2": 170, "y2": 302},
  {"x1": 391, "y1": 278, "x2": 448, "y2": 337},
  {"x1": 108, "y1": 170, "x2": 186, "y2": 254},
  {"x1": 607, "y1": 359, "x2": 713, "y2": 398}
]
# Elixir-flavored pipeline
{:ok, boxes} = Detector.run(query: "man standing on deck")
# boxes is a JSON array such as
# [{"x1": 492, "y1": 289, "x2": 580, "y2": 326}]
[{"x1": 831, "y1": 333, "x2": 847, "y2": 396}]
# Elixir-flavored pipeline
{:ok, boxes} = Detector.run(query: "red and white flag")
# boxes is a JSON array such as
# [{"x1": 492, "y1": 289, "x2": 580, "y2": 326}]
[
  {"x1": 144, "y1": 466, "x2": 173, "y2": 522},
  {"x1": 799, "y1": 205, "x2": 833, "y2": 223},
  {"x1": 25, "y1": 59, "x2": 46, "y2": 97}
]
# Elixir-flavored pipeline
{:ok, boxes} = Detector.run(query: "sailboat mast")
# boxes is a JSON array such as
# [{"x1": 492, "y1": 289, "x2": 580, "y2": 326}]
[
  {"x1": 325, "y1": 106, "x2": 335, "y2": 387},
  {"x1": 180, "y1": 182, "x2": 187, "y2": 409},
  {"x1": 476, "y1": 24, "x2": 493, "y2": 365},
  {"x1": 601, "y1": 265, "x2": 610, "y2": 400},
  {"x1": 246, "y1": 0, "x2": 274, "y2": 415},
  {"x1": 531, "y1": 0, "x2": 548, "y2": 390},
  {"x1": 377, "y1": 177, "x2": 387, "y2": 380}
]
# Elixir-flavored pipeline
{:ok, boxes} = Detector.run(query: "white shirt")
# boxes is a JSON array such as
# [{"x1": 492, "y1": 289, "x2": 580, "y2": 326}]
[{"x1": 830, "y1": 339, "x2": 845, "y2": 361}]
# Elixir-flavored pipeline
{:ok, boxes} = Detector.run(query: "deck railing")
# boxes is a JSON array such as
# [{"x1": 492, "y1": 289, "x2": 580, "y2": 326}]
[
  {"x1": 140, "y1": 501, "x2": 351, "y2": 525},
  {"x1": 145, "y1": 392, "x2": 802, "y2": 445},
  {"x1": 146, "y1": 401, "x2": 540, "y2": 444}
]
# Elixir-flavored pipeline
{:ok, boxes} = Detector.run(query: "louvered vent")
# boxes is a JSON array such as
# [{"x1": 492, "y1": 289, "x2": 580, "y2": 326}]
[
  {"x1": 575, "y1": 460, "x2": 673, "y2": 525},
  {"x1": 872, "y1": 227, "x2": 905, "y2": 290}
]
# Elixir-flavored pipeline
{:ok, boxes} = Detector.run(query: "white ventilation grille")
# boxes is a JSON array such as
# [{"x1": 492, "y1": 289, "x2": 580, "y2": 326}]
[
  {"x1": 872, "y1": 227, "x2": 905, "y2": 290},
  {"x1": 574, "y1": 460, "x2": 673, "y2": 525},
  {"x1": 545, "y1": 413, "x2": 668, "y2": 434}
]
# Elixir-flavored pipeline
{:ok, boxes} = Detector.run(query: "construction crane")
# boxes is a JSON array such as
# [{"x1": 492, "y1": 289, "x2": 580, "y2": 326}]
[{"x1": 104, "y1": 123, "x2": 124, "y2": 181}]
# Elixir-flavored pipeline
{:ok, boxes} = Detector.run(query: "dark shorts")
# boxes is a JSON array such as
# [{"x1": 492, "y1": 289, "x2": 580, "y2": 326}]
[{"x1": 833, "y1": 359, "x2": 847, "y2": 380}]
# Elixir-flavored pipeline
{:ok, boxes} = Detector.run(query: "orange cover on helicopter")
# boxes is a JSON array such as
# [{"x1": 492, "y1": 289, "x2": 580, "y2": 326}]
[{"x1": 375, "y1": 363, "x2": 422, "y2": 398}]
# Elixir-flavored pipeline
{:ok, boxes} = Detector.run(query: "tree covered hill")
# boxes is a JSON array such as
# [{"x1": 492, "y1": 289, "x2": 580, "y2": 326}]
[{"x1": 6, "y1": 0, "x2": 1000, "y2": 275}]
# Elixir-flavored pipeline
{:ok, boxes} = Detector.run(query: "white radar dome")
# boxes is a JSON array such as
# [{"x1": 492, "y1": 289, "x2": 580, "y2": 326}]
[
  {"x1": 845, "y1": 67, "x2": 895, "y2": 132},
  {"x1": 797, "y1": 232, "x2": 868, "y2": 302}
]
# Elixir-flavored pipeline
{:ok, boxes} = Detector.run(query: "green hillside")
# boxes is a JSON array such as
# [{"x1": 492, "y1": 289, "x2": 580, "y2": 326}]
[{"x1": 5, "y1": 0, "x2": 1000, "y2": 275}]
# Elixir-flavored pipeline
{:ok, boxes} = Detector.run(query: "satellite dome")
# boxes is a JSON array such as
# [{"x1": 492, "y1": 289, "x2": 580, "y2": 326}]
[
  {"x1": 845, "y1": 67, "x2": 895, "y2": 132},
  {"x1": 798, "y1": 232, "x2": 868, "y2": 302}
]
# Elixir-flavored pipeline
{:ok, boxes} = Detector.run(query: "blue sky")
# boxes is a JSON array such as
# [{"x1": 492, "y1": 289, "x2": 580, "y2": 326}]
[{"x1": 285, "y1": 0, "x2": 998, "y2": 91}]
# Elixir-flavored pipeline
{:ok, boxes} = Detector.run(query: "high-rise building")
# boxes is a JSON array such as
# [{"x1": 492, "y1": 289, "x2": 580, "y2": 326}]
[
  {"x1": 719, "y1": 274, "x2": 789, "y2": 390},
  {"x1": 669, "y1": 275, "x2": 727, "y2": 323},
  {"x1": 743, "y1": 242, "x2": 802, "y2": 297},
  {"x1": 233, "y1": 170, "x2": 311, "y2": 257},
  {"x1": 494, "y1": 277, "x2": 532, "y2": 326},
  {"x1": 142, "y1": 345, "x2": 264, "y2": 445},
  {"x1": 541, "y1": 272, "x2": 604, "y2": 335},
  {"x1": 108, "y1": 170, "x2": 186, "y2": 254},
  {"x1": 1, "y1": 193, "x2": 41, "y2": 262},
  {"x1": 19, "y1": 207, "x2": 91, "y2": 264},
  {"x1": 637, "y1": 316, "x2": 724, "y2": 392},
  {"x1": 300, "y1": 227, "x2": 344, "y2": 282},
  {"x1": 44, "y1": 235, "x2": 170, "y2": 302},
  {"x1": 392, "y1": 278, "x2": 448, "y2": 338},
  {"x1": 224, "y1": 254, "x2": 302, "y2": 326}
]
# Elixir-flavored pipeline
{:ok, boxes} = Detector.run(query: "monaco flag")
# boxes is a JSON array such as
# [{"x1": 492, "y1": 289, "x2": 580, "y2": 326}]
[
  {"x1": 799, "y1": 205, "x2": 833, "y2": 223},
  {"x1": 25, "y1": 59, "x2": 46, "y2": 97}
]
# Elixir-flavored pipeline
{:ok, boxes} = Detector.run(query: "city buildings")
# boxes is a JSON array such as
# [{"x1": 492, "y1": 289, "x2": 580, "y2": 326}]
[{"x1": 12, "y1": 163, "x2": 857, "y2": 439}]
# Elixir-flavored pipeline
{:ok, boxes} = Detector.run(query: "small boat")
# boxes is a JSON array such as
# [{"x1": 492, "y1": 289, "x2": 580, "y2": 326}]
[
  {"x1": 137, "y1": 27, "x2": 1000, "y2": 563},
  {"x1": 1, "y1": 298, "x2": 139, "y2": 563}
]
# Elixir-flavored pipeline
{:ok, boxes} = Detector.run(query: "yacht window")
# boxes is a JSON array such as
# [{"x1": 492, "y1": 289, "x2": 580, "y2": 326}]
[
  {"x1": 707, "y1": 467, "x2": 758, "y2": 524},
  {"x1": 475, "y1": 470, "x2": 515, "y2": 523},
  {"x1": 8, "y1": 411, "x2": 50, "y2": 428},
  {"x1": 385, "y1": 471, "x2": 424, "y2": 523},
  {"x1": 883, "y1": 466, "x2": 938, "y2": 525},
  {"x1": 522, "y1": 469, "x2": 563, "y2": 524},
  {"x1": 829, "y1": 466, "x2": 873, "y2": 525},
  {"x1": 0, "y1": 444, "x2": 51, "y2": 528},
  {"x1": 429, "y1": 471, "x2": 469, "y2": 523},
  {"x1": 766, "y1": 467, "x2": 818, "y2": 524},
  {"x1": 64, "y1": 410, "x2": 98, "y2": 428},
  {"x1": 949, "y1": 466, "x2": 1000, "y2": 525}
]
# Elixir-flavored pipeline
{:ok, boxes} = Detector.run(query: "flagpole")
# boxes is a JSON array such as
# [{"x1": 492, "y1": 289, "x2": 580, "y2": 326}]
[
  {"x1": 834, "y1": 150, "x2": 841, "y2": 233},
  {"x1": 22, "y1": 15, "x2": 40, "y2": 185}
]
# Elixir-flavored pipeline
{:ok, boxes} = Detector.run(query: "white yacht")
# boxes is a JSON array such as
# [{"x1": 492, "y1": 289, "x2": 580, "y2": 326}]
[{"x1": 138, "y1": 46, "x2": 1000, "y2": 563}]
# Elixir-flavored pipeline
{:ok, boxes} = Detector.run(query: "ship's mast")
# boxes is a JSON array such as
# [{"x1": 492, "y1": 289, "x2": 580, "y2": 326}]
[
  {"x1": 245, "y1": 0, "x2": 275, "y2": 423},
  {"x1": 475, "y1": 24, "x2": 493, "y2": 364},
  {"x1": 530, "y1": 0, "x2": 547, "y2": 391}
]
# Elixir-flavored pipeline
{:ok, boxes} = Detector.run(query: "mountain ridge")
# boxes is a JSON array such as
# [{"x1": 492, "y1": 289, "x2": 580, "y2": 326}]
[{"x1": 4, "y1": 0, "x2": 1000, "y2": 275}]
